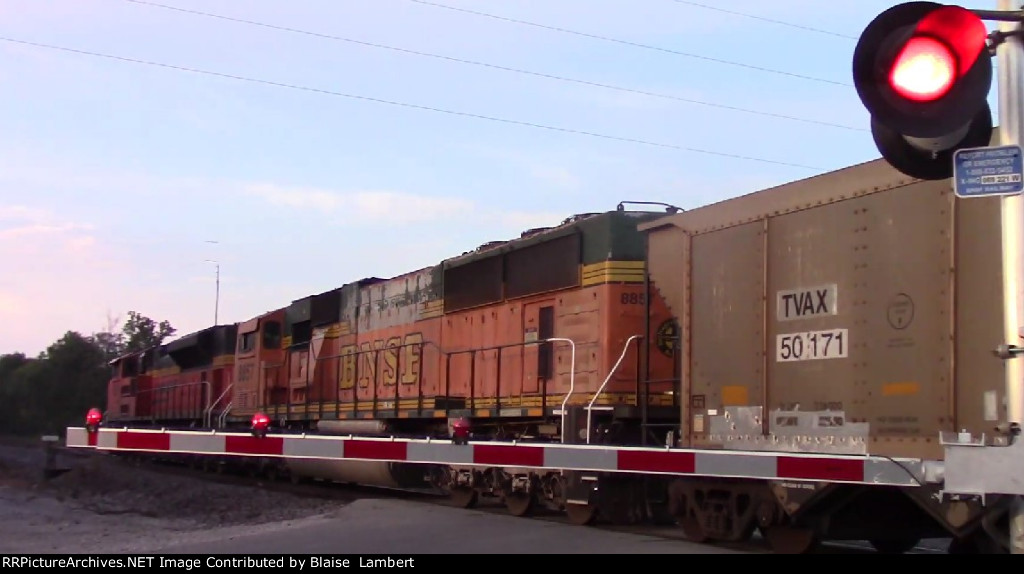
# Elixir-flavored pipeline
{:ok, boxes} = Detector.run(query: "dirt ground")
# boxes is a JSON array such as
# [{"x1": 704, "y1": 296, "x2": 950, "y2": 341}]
[{"x1": 0, "y1": 437, "x2": 346, "y2": 554}]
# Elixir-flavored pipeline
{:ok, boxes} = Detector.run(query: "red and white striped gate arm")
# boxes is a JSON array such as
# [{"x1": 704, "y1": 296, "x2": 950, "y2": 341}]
[{"x1": 64, "y1": 427, "x2": 934, "y2": 488}]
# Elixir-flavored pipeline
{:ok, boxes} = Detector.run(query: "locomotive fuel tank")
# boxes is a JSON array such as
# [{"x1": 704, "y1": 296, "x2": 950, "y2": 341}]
[{"x1": 284, "y1": 420, "x2": 439, "y2": 490}]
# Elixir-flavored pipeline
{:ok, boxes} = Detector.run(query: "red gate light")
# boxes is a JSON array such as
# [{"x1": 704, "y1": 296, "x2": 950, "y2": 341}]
[
  {"x1": 85, "y1": 408, "x2": 102, "y2": 426},
  {"x1": 85, "y1": 408, "x2": 102, "y2": 433},
  {"x1": 251, "y1": 412, "x2": 270, "y2": 431},
  {"x1": 451, "y1": 418, "x2": 471, "y2": 445},
  {"x1": 251, "y1": 412, "x2": 270, "y2": 438}
]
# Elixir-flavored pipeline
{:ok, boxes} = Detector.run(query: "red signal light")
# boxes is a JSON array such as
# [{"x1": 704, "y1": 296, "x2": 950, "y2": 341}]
[
  {"x1": 852, "y1": 2, "x2": 994, "y2": 181},
  {"x1": 912, "y1": 5, "x2": 988, "y2": 75},
  {"x1": 886, "y1": 5, "x2": 988, "y2": 103},
  {"x1": 889, "y1": 37, "x2": 956, "y2": 101}
]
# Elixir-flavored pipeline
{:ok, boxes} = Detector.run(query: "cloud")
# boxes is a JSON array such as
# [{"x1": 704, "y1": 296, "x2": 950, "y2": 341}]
[
  {"x1": 243, "y1": 183, "x2": 474, "y2": 223},
  {"x1": 0, "y1": 158, "x2": 569, "y2": 356},
  {"x1": 243, "y1": 182, "x2": 576, "y2": 227},
  {"x1": 0, "y1": 205, "x2": 51, "y2": 222},
  {"x1": 0, "y1": 205, "x2": 124, "y2": 355},
  {"x1": 0, "y1": 204, "x2": 96, "y2": 249}
]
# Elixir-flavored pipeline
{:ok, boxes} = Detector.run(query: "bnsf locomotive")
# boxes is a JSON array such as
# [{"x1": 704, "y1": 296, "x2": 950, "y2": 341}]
[
  {"x1": 104, "y1": 206, "x2": 682, "y2": 512},
  {"x1": 94, "y1": 151, "x2": 1024, "y2": 554}
]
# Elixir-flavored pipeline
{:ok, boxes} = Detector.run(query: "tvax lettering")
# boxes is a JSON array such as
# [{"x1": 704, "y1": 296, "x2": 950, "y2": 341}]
[{"x1": 777, "y1": 284, "x2": 837, "y2": 321}]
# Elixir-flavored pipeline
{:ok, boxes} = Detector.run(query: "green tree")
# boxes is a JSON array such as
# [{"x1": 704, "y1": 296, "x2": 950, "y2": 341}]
[
  {"x1": 121, "y1": 310, "x2": 176, "y2": 355},
  {"x1": 0, "y1": 352, "x2": 30, "y2": 384},
  {"x1": 0, "y1": 332, "x2": 107, "y2": 435},
  {"x1": 0, "y1": 311, "x2": 176, "y2": 436}
]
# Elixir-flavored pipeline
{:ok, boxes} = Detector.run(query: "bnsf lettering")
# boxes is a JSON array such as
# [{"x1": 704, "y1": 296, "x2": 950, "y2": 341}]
[
  {"x1": 339, "y1": 333, "x2": 423, "y2": 389},
  {"x1": 776, "y1": 284, "x2": 838, "y2": 322}
]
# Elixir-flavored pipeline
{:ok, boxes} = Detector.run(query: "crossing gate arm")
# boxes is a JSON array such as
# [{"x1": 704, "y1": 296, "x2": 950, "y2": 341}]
[{"x1": 64, "y1": 426, "x2": 936, "y2": 488}]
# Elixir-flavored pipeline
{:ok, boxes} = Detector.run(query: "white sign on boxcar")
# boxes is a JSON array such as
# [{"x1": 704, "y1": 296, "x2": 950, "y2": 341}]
[
  {"x1": 776, "y1": 328, "x2": 848, "y2": 362},
  {"x1": 776, "y1": 284, "x2": 838, "y2": 322}
]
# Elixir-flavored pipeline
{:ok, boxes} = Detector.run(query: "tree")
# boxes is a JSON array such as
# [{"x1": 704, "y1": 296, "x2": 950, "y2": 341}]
[
  {"x1": 88, "y1": 310, "x2": 177, "y2": 361},
  {"x1": 0, "y1": 311, "x2": 176, "y2": 436},
  {"x1": 0, "y1": 331, "x2": 108, "y2": 435},
  {"x1": 0, "y1": 352, "x2": 29, "y2": 385},
  {"x1": 121, "y1": 310, "x2": 176, "y2": 355},
  {"x1": 91, "y1": 311, "x2": 124, "y2": 362}
]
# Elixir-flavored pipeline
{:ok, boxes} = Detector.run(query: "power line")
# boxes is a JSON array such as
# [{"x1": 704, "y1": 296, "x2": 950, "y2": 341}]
[
  {"x1": 120, "y1": 0, "x2": 863, "y2": 132},
  {"x1": 667, "y1": 0, "x2": 857, "y2": 40},
  {"x1": 0, "y1": 36, "x2": 825, "y2": 171},
  {"x1": 402, "y1": 0, "x2": 850, "y2": 87}
]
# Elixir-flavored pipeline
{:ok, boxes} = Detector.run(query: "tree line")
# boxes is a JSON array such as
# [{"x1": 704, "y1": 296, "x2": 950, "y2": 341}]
[{"x1": 0, "y1": 311, "x2": 176, "y2": 436}]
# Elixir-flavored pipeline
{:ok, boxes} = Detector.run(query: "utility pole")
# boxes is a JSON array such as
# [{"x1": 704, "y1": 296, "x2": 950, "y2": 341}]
[
  {"x1": 996, "y1": 0, "x2": 1024, "y2": 554},
  {"x1": 204, "y1": 240, "x2": 221, "y2": 326},
  {"x1": 205, "y1": 259, "x2": 220, "y2": 325}
]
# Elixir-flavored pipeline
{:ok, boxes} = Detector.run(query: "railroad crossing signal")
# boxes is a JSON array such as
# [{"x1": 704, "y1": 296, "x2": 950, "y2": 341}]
[{"x1": 853, "y1": 2, "x2": 995, "y2": 180}]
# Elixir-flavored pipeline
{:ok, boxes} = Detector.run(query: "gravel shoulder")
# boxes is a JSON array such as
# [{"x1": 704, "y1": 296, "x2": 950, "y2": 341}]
[{"x1": 0, "y1": 437, "x2": 346, "y2": 554}]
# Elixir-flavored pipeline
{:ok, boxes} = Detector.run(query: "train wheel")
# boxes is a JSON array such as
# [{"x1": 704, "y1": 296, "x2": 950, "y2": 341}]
[
  {"x1": 449, "y1": 487, "x2": 478, "y2": 509},
  {"x1": 505, "y1": 492, "x2": 534, "y2": 517},
  {"x1": 678, "y1": 512, "x2": 710, "y2": 543},
  {"x1": 764, "y1": 526, "x2": 819, "y2": 554},
  {"x1": 868, "y1": 538, "x2": 920, "y2": 554},
  {"x1": 566, "y1": 502, "x2": 598, "y2": 526}
]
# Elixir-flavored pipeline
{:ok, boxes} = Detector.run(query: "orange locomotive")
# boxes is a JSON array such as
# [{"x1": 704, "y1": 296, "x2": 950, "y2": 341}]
[{"x1": 105, "y1": 206, "x2": 682, "y2": 451}]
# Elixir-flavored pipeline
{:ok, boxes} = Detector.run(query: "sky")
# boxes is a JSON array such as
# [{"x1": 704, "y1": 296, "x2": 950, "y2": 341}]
[{"x1": 0, "y1": 0, "x2": 1007, "y2": 356}]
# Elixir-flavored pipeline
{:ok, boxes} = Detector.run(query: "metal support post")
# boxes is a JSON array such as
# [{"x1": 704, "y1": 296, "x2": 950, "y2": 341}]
[
  {"x1": 997, "y1": 0, "x2": 1024, "y2": 555},
  {"x1": 214, "y1": 262, "x2": 220, "y2": 325}
]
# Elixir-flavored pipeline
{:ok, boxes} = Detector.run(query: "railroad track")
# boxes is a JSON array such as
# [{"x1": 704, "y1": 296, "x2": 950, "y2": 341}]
[{"x1": 54, "y1": 447, "x2": 950, "y2": 555}]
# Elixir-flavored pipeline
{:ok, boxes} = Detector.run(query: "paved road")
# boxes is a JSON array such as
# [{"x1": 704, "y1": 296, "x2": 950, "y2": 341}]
[{"x1": 159, "y1": 498, "x2": 747, "y2": 555}]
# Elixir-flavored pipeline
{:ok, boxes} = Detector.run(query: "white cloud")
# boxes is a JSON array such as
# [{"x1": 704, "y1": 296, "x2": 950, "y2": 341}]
[
  {"x1": 0, "y1": 204, "x2": 96, "y2": 245},
  {"x1": 244, "y1": 183, "x2": 475, "y2": 223},
  {"x1": 0, "y1": 205, "x2": 123, "y2": 355},
  {"x1": 0, "y1": 205, "x2": 51, "y2": 222}
]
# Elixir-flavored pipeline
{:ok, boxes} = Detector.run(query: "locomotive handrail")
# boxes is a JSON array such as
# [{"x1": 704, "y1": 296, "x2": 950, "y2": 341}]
[
  {"x1": 263, "y1": 340, "x2": 444, "y2": 421},
  {"x1": 217, "y1": 401, "x2": 233, "y2": 428},
  {"x1": 443, "y1": 337, "x2": 576, "y2": 419},
  {"x1": 585, "y1": 335, "x2": 643, "y2": 444},
  {"x1": 203, "y1": 383, "x2": 233, "y2": 428},
  {"x1": 123, "y1": 380, "x2": 211, "y2": 422},
  {"x1": 545, "y1": 337, "x2": 576, "y2": 444}
]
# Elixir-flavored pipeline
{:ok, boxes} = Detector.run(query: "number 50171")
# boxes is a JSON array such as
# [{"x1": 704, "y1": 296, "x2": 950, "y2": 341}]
[{"x1": 776, "y1": 328, "x2": 848, "y2": 362}]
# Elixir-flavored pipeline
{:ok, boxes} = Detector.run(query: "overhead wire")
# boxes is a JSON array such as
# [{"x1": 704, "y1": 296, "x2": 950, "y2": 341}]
[
  {"x1": 401, "y1": 0, "x2": 851, "y2": 87},
  {"x1": 666, "y1": 0, "x2": 858, "y2": 40},
  {"x1": 119, "y1": 0, "x2": 864, "y2": 132},
  {"x1": 0, "y1": 37, "x2": 826, "y2": 171}
]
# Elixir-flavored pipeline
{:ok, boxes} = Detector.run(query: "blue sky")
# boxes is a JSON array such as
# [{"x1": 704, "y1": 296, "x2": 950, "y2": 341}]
[{"x1": 0, "y1": 0, "x2": 1004, "y2": 355}]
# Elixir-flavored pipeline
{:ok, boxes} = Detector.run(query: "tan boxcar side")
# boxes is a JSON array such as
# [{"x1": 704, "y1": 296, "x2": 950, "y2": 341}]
[{"x1": 642, "y1": 151, "x2": 1007, "y2": 461}]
